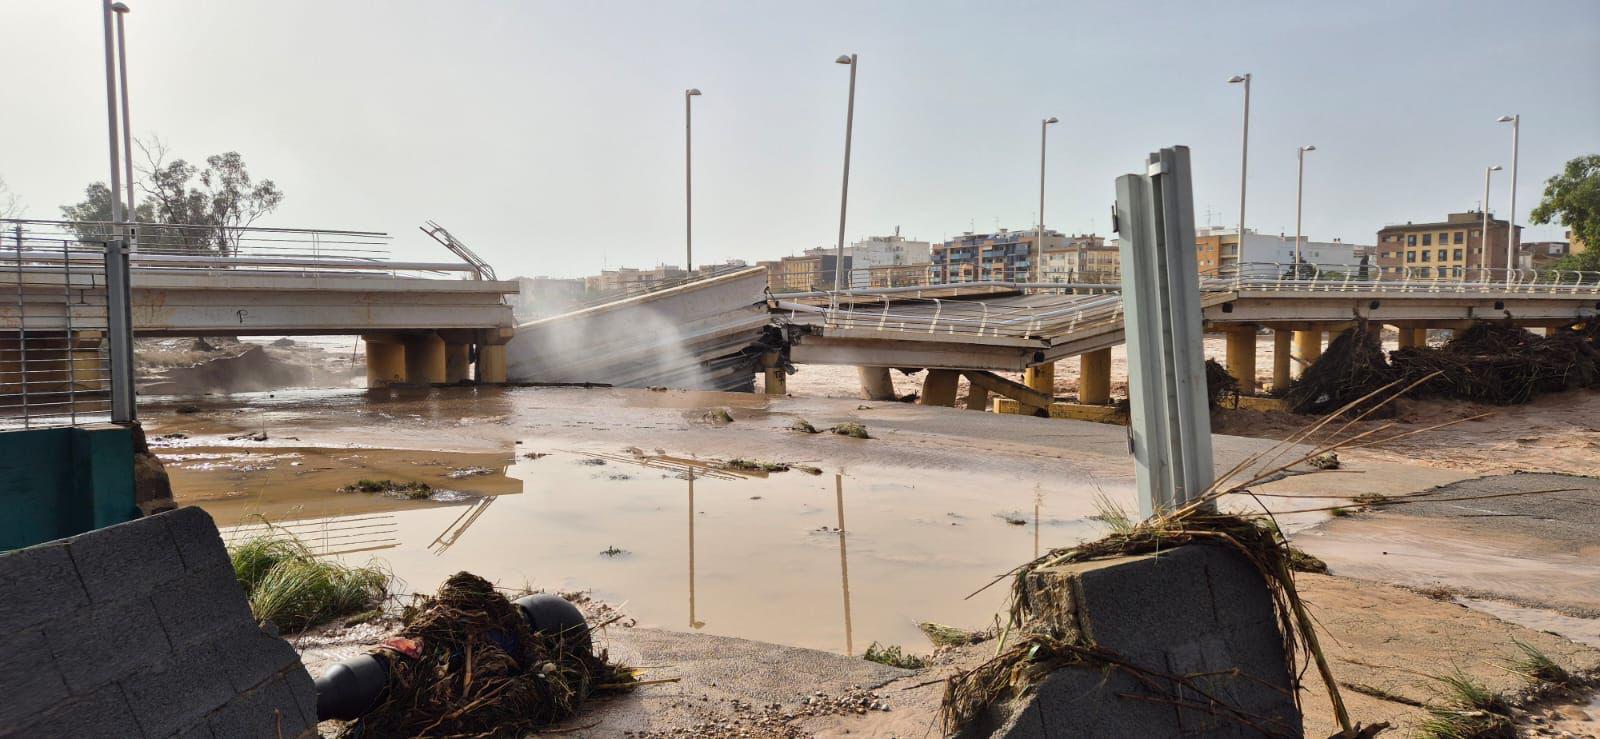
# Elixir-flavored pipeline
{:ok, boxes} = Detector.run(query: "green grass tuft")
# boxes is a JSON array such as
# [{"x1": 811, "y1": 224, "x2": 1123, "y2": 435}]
[
  {"x1": 863, "y1": 642, "x2": 928, "y2": 669},
  {"x1": 1090, "y1": 492, "x2": 1135, "y2": 536},
  {"x1": 789, "y1": 419, "x2": 820, "y2": 434},
  {"x1": 1508, "y1": 638, "x2": 1573, "y2": 687},
  {"x1": 229, "y1": 533, "x2": 390, "y2": 633},
  {"x1": 831, "y1": 422, "x2": 870, "y2": 439},
  {"x1": 1417, "y1": 668, "x2": 1514, "y2": 739}
]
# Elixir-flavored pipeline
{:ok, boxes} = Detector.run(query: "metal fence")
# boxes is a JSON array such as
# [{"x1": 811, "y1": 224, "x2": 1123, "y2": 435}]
[{"x1": 1, "y1": 232, "x2": 114, "y2": 429}]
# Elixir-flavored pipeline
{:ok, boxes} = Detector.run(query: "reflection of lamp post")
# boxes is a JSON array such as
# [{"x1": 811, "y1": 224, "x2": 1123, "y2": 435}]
[
  {"x1": 1497, "y1": 114, "x2": 1520, "y2": 277},
  {"x1": 687, "y1": 468, "x2": 703, "y2": 629},
  {"x1": 684, "y1": 88, "x2": 701, "y2": 273},
  {"x1": 1482, "y1": 165, "x2": 1502, "y2": 270},
  {"x1": 835, "y1": 473, "x2": 854, "y2": 656},
  {"x1": 1295, "y1": 145, "x2": 1317, "y2": 272},
  {"x1": 832, "y1": 54, "x2": 857, "y2": 292},
  {"x1": 1035, "y1": 116, "x2": 1058, "y2": 283}
]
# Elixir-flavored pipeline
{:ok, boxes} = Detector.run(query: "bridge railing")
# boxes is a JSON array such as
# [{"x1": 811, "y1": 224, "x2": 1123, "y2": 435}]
[
  {"x1": 1212, "y1": 262, "x2": 1600, "y2": 295},
  {"x1": 1, "y1": 235, "x2": 113, "y2": 429}
]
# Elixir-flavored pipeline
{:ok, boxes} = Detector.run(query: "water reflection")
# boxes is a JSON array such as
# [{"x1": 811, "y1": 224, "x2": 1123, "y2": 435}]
[{"x1": 835, "y1": 472, "x2": 854, "y2": 656}]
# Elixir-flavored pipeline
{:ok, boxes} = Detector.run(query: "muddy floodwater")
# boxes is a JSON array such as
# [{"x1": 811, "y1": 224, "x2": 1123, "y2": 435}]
[{"x1": 146, "y1": 387, "x2": 1130, "y2": 654}]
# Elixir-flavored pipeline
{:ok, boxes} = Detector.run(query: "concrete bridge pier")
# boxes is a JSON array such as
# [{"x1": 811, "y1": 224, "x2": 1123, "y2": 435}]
[
  {"x1": 0, "y1": 331, "x2": 108, "y2": 398},
  {"x1": 1272, "y1": 330, "x2": 1293, "y2": 392},
  {"x1": 476, "y1": 328, "x2": 510, "y2": 384},
  {"x1": 1224, "y1": 327, "x2": 1258, "y2": 395},
  {"x1": 919, "y1": 369, "x2": 960, "y2": 407},
  {"x1": 762, "y1": 352, "x2": 787, "y2": 396},
  {"x1": 363, "y1": 336, "x2": 406, "y2": 387},
  {"x1": 856, "y1": 366, "x2": 897, "y2": 401},
  {"x1": 1023, "y1": 362, "x2": 1055, "y2": 400},
  {"x1": 1079, "y1": 348, "x2": 1112, "y2": 404},
  {"x1": 444, "y1": 342, "x2": 472, "y2": 384},
  {"x1": 1293, "y1": 328, "x2": 1323, "y2": 375},
  {"x1": 403, "y1": 333, "x2": 448, "y2": 385}
]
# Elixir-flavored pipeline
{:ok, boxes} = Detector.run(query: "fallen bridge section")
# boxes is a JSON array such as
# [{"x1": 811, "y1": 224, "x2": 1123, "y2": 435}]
[{"x1": 506, "y1": 267, "x2": 774, "y2": 391}]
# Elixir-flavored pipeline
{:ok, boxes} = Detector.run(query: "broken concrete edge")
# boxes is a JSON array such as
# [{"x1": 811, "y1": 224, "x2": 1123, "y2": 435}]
[
  {"x1": 949, "y1": 544, "x2": 1302, "y2": 738},
  {"x1": 0, "y1": 506, "x2": 317, "y2": 738}
]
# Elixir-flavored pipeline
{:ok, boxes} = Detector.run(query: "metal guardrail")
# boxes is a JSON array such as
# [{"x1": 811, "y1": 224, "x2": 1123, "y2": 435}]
[
  {"x1": 560, "y1": 263, "x2": 755, "y2": 313},
  {"x1": 1, "y1": 235, "x2": 113, "y2": 429},
  {"x1": 786, "y1": 261, "x2": 1600, "y2": 342}
]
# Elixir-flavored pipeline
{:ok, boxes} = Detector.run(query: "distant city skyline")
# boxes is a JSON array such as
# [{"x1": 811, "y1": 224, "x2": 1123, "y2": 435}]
[{"x1": 0, "y1": 1, "x2": 1595, "y2": 279}]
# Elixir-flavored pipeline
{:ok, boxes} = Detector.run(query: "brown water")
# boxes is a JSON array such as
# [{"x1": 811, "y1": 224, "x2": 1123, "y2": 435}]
[{"x1": 149, "y1": 387, "x2": 1129, "y2": 654}]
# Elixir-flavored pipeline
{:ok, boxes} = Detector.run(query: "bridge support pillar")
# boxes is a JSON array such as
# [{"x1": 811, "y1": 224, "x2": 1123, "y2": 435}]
[
  {"x1": 364, "y1": 338, "x2": 406, "y2": 387},
  {"x1": 1395, "y1": 324, "x2": 1416, "y2": 349},
  {"x1": 1293, "y1": 329, "x2": 1322, "y2": 374},
  {"x1": 444, "y1": 342, "x2": 472, "y2": 384},
  {"x1": 919, "y1": 369, "x2": 959, "y2": 407},
  {"x1": 478, "y1": 344, "x2": 508, "y2": 384},
  {"x1": 1225, "y1": 328, "x2": 1257, "y2": 395},
  {"x1": 403, "y1": 333, "x2": 447, "y2": 385},
  {"x1": 857, "y1": 366, "x2": 897, "y2": 401},
  {"x1": 762, "y1": 352, "x2": 787, "y2": 396},
  {"x1": 964, "y1": 386, "x2": 989, "y2": 410},
  {"x1": 1080, "y1": 348, "x2": 1112, "y2": 405},
  {"x1": 1023, "y1": 362, "x2": 1055, "y2": 397},
  {"x1": 1412, "y1": 327, "x2": 1429, "y2": 347},
  {"x1": 1272, "y1": 330, "x2": 1292, "y2": 392}
]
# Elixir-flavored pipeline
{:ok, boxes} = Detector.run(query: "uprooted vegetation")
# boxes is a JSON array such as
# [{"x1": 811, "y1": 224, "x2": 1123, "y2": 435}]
[
  {"x1": 1282, "y1": 319, "x2": 1600, "y2": 416},
  {"x1": 337, "y1": 572, "x2": 637, "y2": 737},
  {"x1": 1417, "y1": 668, "x2": 1514, "y2": 739},
  {"x1": 229, "y1": 533, "x2": 390, "y2": 633},
  {"x1": 338, "y1": 478, "x2": 433, "y2": 499},
  {"x1": 831, "y1": 422, "x2": 871, "y2": 439},
  {"x1": 862, "y1": 642, "x2": 929, "y2": 670}
]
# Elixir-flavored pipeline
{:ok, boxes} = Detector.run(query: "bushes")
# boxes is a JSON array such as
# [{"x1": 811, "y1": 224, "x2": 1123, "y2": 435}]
[{"x1": 230, "y1": 534, "x2": 390, "y2": 633}]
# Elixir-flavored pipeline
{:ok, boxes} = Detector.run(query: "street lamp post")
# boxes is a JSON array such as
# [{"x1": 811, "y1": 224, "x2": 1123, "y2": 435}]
[
  {"x1": 1482, "y1": 165, "x2": 1502, "y2": 271},
  {"x1": 100, "y1": 0, "x2": 135, "y2": 423},
  {"x1": 1036, "y1": 116, "x2": 1058, "y2": 283},
  {"x1": 1497, "y1": 115, "x2": 1520, "y2": 278},
  {"x1": 833, "y1": 54, "x2": 857, "y2": 292},
  {"x1": 1228, "y1": 74, "x2": 1251, "y2": 264},
  {"x1": 1294, "y1": 145, "x2": 1316, "y2": 274},
  {"x1": 685, "y1": 88, "x2": 701, "y2": 274},
  {"x1": 112, "y1": 2, "x2": 133, "y2": 218}
]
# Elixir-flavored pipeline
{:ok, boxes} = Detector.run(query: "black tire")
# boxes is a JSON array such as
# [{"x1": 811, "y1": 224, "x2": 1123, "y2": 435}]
[{"x1": 314, "y1": 653, "x2": 388, "y2": 721}]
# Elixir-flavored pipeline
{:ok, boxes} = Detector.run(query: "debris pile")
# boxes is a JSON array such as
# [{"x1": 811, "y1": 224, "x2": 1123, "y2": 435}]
[
  {"x1": 339, "y1": 572, "x2": 634, "y2": 737},
  {"x1": 1281, "y1": 320, "x2": 1397, "y2": 417}
]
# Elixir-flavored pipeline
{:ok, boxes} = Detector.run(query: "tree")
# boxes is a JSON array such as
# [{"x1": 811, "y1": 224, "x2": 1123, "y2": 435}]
[
  {"x1": 59, "y1": 182, "x2": 161, "y2": 242},
  {"x1": 0, "y1": 175, "x2": 22, "y2": 219},
  {"x1": 137, "y1": 139, "x2": 284, "y2": 255},
  {"x1": 1531, "y1": 154, "x2": 1600, "y2": 256}
]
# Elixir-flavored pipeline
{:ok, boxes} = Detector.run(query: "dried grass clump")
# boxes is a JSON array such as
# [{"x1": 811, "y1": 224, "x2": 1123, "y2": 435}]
[
  {"x1": 831, "y1": 422, "x2": 871, "y2": 439},
  {"x1": 339, "y1": 479, "x2": 433, "y2": 499},
  {"x1": 229, "y1": 534, "x2": 390, "y2": 633},
  {"x1": 863, "y1": 642, "x2": 928, "y2": 670},
  {"x1": 341, "y1": 572, "x2": 635, "y2": 737}
]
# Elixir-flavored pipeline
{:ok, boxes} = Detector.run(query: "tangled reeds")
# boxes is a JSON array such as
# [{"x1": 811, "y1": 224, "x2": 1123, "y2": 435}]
[
  {"x1": 1282, "y1": 319, "x2": 1600, "y2": 415},
  {"x1": 341, "y1": 572, "x2": 636, "y2": 738},
  {"x1": 229, "y1": 534, "x2": 390, "y2": 633}
]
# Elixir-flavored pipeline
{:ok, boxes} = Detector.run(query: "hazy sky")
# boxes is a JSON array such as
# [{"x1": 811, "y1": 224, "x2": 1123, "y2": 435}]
[{"x1": 2, "y1": 1, "x2": 1596, "y2": 278}]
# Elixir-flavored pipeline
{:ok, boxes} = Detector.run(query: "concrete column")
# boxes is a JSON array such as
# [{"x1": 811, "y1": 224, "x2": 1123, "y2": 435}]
[
  {"x1": 403, "y1": 333, "x2": 447, "y2": 385},
  {"x1": 762, "y1": 352, "x2": 787, "y2": 396},
  {"x1": 1412, "y1": 327, "x2": 1429, "y2": 347},
  {"x1": 477, "y1": 344, "x2": 508, "y2": 384},
  {"x1": 1225, "y1": 328, "x2": 1258, "y2": 395},
  {"x1": 1293, "y1": 329, "x2": 1322, "y2": 374},
  {"x1": 964, "y1": 385, "x2": 990, "y2": 411},
  {"x1": 1080, "y1": 348, "x2": 1112, "y2": 405},
  {"x1": 444, "y1": 343, "x2": 472, "y2": 384},
  {"x1": 1272, "y1": 330, "x2": 1292, "y2": 392},
  {"x1": 919, "y1": 369, "x2": 960, "y2": 407},
  {"x1": 857, "y1": 366, "x2": 897, "y2": 401},
  {"x1": 365, "y1": 339, "x2": 405, "y2": 387},
  {"x1": 1023, "y1": 362, "x2": 1055, "y2": 397},
  {"x1": 1395, "y1": 324, "x2": 1416, "y2": 349}
]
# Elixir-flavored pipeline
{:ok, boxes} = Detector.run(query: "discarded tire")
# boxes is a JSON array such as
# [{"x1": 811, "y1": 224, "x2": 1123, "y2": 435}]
[
  {"x1": 514, "y1": 594, "x2": 592, "y2": 655},
  {"x1": 314, "y1": 653, "x2": 389, "y2": 721}
]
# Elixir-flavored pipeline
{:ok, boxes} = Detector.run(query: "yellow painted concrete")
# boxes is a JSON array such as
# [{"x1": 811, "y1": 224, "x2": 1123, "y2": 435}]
[
  {"x1": 920, "y1": 369, "x2": 960, "y2": 407},
  {"x1": 993, "y1": 398, "x2": 1124, "y2": 423},
  {"x1": 1396, "y1": 325, "x2": 1416, "y2": 349},
  {"x1": 1412, "y1": 327, "x2": 1429, "y2": 347},
  {"x1": 964, "y1": 385, "x2": 990, "y2": 410},
  {"x1": 444, "y1": 343, "x2": 472, "y2": 383},
  {"x1": 1023, "y1": 362, "x2": 1055, "y2": 394},
  {"x1": 1294, "y1": 329, "x2": 1322, "y2": 373},
  {"x1": 1079, "y1": 348, "x2": 1112, "y2": 404},
  {"x1": 477, "y1": 344, "x2": 508, "y2": 384},
  {"x1": 403, "y1": 334, "x2": 447, "y2": 385},
  {"x1": 1272, "y1": 330, "x2": 1292, "y2": 392},
  {"x1": 365, "y1": 340, "x2": 406, "y2": 387},
  {"x1": 1225, "y1": 328, "x2": 1258, "y2": 395}
]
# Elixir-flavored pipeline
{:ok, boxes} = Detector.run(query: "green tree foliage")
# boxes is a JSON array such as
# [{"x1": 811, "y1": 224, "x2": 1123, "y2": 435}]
[
  {"x1": 0, "y1": 175, "x2": 23, "y2": 218},
  {"x1": 58, "y1": 182, "x2": 160, "y2": 241},
  {"x1": 1532, "y1": 154, "x2": 1600, "y2": 260}
]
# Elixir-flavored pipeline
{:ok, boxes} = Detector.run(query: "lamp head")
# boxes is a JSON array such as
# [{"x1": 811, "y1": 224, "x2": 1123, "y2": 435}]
[
  {"x1": 686, "y1": 88, "x2": 702, "y2": 96},
  {"x1": 1301, "y1": 145, "x2": 1317, "y2": 152},
  {"x1": 1496, "y1": 115, "x2": 1516, "y2": 123},
  {"x1": 1489, "y1": 165, "x2": 1503, "y2": 172},
  {"x1": 111, "y1": 2, "x2": 130, "y2": 12},
  {"x1": 1227, "y1": 74, "x2": 1249, "y2": 84},
  {"x1": 1043, "y1": 116, "x2": 1059, "y2": 125},
  {"x1": 835, "y1": 54, "x2": 854, "y2": 65}
]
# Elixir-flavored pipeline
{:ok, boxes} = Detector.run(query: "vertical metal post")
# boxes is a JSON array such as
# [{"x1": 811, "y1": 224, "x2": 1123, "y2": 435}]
[
  {"x1": 1236, "y1": 74, "x2": 1250, "y2": 251},
  {"x1": 1481, "y1": 166, "x2": 1499, "y2": 271},
  {"x1": 61, "y1": 236, "x2": 77, "y2": 425},
  {"x1": 105, "y1": 238, "x2": 136, "y2": 423},
  {"x1": 1505, "y1": 114, "x2": 1520, "y2": 279},
  {"x1": 685, "y1": 88, "x2": 700, "y2": 274},
  {"x1": 101, "y1": 0, "x2": 124, "y2": 229},
  {"x1": 114, "y1": 5, "x2": 134, "y2": 218},
  {"x1": 833, "y1": 54, "x2": 857, "y2": 292},
  {"x1": 1116, "y1": 146, "x2": 1213, "y2": 518},
  {"x1": 13, "y1": 228, "x2": 29, "y2": 428}
]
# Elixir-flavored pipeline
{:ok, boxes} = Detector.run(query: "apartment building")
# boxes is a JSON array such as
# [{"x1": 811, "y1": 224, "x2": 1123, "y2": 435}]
[
  {"x1": 1041, "y1": 234, "x2": 1120, "y2": 282},
  {"x1": 1374, "y1": 211, "x2": 1520, "y2": 278},
  {"x1": 931, "y1": 228, "x2": 1063, "y2": 282},
  {"x1": 803, "y1": 229, "x2": 931, "y2": 288},
  {"x1": 1195, "y1": 228, "x2": 1363, "y2": 274}
]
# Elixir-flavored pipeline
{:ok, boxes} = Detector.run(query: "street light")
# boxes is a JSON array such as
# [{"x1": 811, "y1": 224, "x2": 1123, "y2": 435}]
[
  {"x1": 833, "y1": 53, "x2": 857, "y2": 292},
  {"x1": 1482, "y1": 165, "x2": 1502, "y2": 270},
  {"x1": 111, "y1": 2, "x2": 133, "y2": 219},
  {"x1": 1036, "y1": 116, "x2": 1058, "y2": 283},
  {"x1": 1295, "y1": 145, "x2": 1316, "y2": 273},
  {"x1": 1497, "y1": 115, "x2": 1520, "y2": 277},
  {"x1": 684, "y1": 88, "x2": 701, "y2": 274},
  {"x1": 1228, "y1": 73, "x2": 1251, "y2": 259}
]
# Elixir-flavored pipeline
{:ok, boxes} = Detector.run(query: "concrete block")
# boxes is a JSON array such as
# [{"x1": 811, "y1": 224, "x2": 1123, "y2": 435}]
[
  {"x1": 160, "y1": 506, "x2": 232, "y2": 574},
  {"x1": 120, "y1": 641, "x2": 234, "y2": 738},
  {"x1": 0, "y1": 628, "x2": 70, "y2": 731},
  {"x1": 66, "y1": 513, "x2": 184, "y2": 604},
  {"x1": 207, "y1": 675, "x2": 314, "y2": 739},
  {"x1": 0, "y1": 542, "x2": 89, "y2": 634},
  {"x1": 216, "y1": 621, "x2": 302, "y2": 694},
  {"x1": 44, "y1": 595, "x2": 172, "y2": 694},
  {"x1": 986, "y1": 544, "x2": 1299, "y2": 738},
  {"x1": 150, "y1": 564, "x2": 254, "y2": 647},
  {"x1": 7, "y1": 682, "x2": 142, "y2": 739}
]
